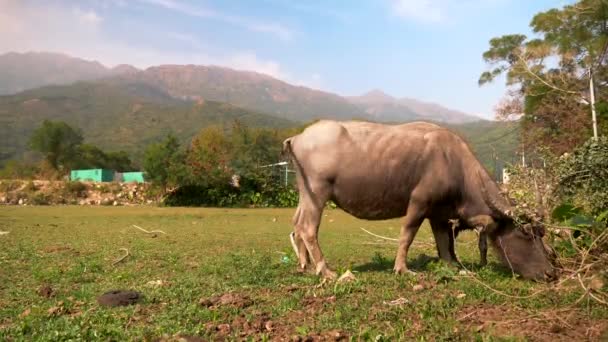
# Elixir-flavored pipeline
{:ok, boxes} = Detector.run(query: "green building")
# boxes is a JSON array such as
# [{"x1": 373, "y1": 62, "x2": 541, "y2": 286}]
[
  {"x1": 121, "y1": 172, "x2": 145, "y2": 183},
  {"x1": 70, "y1": 169, "x2": 115, "y2": 182}
]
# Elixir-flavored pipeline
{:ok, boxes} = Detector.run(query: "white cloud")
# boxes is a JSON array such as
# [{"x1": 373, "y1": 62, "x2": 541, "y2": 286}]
[
  {"x1": 391, "y1": 0, "x2": 443, "y2": 23},
  {"x1": 136, "y1": 0, "x2": 293, "y2": 41},
  {"x1": 74, "y1": 8, "x2": 103, "y2": 26},
  {"x1": 389, "y1": 0, "x2": 509, "y2": 23},
  {"x1": 226, "y1": 52, "x2": 289, "y2": 80}
]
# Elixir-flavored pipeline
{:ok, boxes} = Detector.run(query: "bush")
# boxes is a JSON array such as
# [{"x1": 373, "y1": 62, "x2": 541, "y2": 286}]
[
  {"x1": 63, "y1": 181, "x2": 88, "y2": 198},
  {"x1": 30, "y1": 192, "x2": 51, "y2": 205},
  {"x1": 556, "y1": 136, "x2": 608, "y2": 216}
]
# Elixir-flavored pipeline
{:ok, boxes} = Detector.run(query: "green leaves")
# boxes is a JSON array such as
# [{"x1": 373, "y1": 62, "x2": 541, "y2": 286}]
[{"x1": 28, "y1": 120, "x2": 84, "y2": 171}]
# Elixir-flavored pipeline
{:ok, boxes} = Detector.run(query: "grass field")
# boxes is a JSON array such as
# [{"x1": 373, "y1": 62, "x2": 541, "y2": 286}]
[{"x1": 0, "y1": 206, "x2": 606, "y2": 341}]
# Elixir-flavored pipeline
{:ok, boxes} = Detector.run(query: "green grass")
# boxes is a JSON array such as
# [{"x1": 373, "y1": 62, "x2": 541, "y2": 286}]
[{"x1": 0, "y1": 206, "x2": 606, "y2": 341}]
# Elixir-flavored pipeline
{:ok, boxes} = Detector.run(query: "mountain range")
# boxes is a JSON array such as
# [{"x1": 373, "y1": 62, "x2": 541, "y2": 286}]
[
  {"x1": 0, "y1": 51, "x2": 515, "y2": 171},
  {"x1": 0, "y1": 51, "x2": 482, "y2": 124}
]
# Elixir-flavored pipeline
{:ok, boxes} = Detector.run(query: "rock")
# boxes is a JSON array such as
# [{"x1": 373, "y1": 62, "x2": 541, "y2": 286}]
[
  {"x1": 97, "y1": 290, "x2": 142, "y2": 307},
  {"x1": 337, "y1": 270, "x2": 356, "y2": 283}
]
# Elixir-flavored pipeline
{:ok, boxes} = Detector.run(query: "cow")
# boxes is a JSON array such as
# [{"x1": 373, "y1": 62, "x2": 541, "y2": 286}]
[{"x1": 281, "y1": 119, "x2": 558, "y2": 282}]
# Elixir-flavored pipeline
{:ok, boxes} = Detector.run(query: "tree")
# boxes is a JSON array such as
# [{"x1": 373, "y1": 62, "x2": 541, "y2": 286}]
[
  {"x1": 74, "y1": 144, "x2": 134, "y2": 171},
  {"x1": 143, "y1": 134, "x2": 186, "y2": 195},
  {"x1": 28, "y1": 120, "x2": 83, "y2": 171},
  {"x1": 479, "y1": 0, "x2": 608, "y2": 155}
]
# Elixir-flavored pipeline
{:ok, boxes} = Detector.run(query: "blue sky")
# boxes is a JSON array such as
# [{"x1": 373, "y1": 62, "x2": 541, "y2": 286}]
[{"x1": 0, "y1": 0, "x2": 574, "y2": 119}]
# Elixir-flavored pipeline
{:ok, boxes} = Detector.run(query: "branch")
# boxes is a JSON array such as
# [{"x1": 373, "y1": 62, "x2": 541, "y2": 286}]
[
  {"x1": 360, "y1": 227, "x2": 398, "y2": 241},
  {"x1": 515, "y1": 52, "x2": 582, "y2": 96},
  {"x1": 112, "y1": 248, "x2": 130, "y2": 266},
  {"x1": 132, "y1": 224, "x2": 167, "y2": 235}
]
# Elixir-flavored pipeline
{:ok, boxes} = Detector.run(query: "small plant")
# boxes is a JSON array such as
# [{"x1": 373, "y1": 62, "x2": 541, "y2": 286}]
[
  {"x1": 30, "y1": 192, "x2": 51, "y2": 205},
  {"x1": 63, "y1": 181, "x2": 87, "y2": 198},
  {"x1": 24, "y1": 181, "x2": 38, "y2": 192}
]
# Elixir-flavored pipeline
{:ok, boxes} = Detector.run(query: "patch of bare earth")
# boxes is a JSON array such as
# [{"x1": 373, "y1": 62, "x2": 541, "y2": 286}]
[
  {"x1": 200, "y1": 292, "x2": 348, "y2": 341},
  {"x1": 458, "y1": 303, "x2": 608, "y2": 341}
]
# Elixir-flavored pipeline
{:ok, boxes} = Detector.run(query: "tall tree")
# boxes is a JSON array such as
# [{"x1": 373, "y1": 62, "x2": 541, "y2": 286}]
[
  {"x1": 479, "y1": 0, "x2": 608, "y2": 155},
  {"x1": 143, "y1": 134, "x2": 185, "y2": 194},
  {"x1": 28, "y1": 120, "x2": 83, "y2": 171}
]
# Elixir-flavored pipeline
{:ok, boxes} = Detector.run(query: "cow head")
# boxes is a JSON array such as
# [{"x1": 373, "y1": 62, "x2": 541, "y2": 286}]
[{"x1": 478, "y1": 173, "x2": 558, "y2": 282}]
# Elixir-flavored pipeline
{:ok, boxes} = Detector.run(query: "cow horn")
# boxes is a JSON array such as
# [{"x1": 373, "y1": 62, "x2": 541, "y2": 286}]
[{"x1": 478, "y1": 170, "x2": 513, "y2": 218}]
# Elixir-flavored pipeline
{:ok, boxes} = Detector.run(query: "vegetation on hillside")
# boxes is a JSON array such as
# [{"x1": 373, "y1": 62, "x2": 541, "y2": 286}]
[{"x1": 0, "y1": 81, "x2": 295, "y2": 165}]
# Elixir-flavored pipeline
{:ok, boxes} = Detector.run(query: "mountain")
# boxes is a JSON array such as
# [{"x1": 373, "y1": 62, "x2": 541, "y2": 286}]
[
  {"x1": 115, "y1": 64, "x2": 368, "y2": 123},
  {"x1": 0, "y1": 81, "x2": 294, "y2": 163},
  {"x1": 0, "y1": 52, "x2": 134, "y2": 95},
  {"x1": 347, "y1": 89, "x2": 482, "y2": 124},
  {"x1": 0, "y1": 52, "x2": 483, "y2": 124}
]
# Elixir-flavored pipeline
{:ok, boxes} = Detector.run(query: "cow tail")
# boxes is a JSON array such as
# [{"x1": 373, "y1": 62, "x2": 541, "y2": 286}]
[{"x1": 282, "y1": 137, "x2": 294, "y2": 159}]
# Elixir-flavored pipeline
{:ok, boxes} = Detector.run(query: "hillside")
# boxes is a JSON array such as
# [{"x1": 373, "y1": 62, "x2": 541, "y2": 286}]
[
  {"x1": 347, "y1": 89, "x2": 481, "y2": 124},
  {"x1": 0, "y1": 52, "x2": 135, "y2": 95},
  {"x1": 0, "y1": 81, "x2": 294, "y2": 163},
  {"x1": 116, "y1": 65, "x2": 368, "y2": 123},
  {"x1": 447, "y1": 120, "x2": 521, "y2": 178},
  {"x1": 1, "y1": 52, "x2": 484, "y2": 124}
]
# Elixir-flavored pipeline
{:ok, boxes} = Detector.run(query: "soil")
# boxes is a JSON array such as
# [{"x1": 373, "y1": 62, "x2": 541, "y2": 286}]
[
  {"x1": 199, "y1": 292, "x2": 253, "y2": 309},
  {"x1": 458, "y1": 303, "x2": 608, "y2": 341},
  {"x1": 37, "y1": 284, "x2": 54, "y2": 298},
  {"x1": 97, "y1": 290, "x2": 142, "y2": 307},
  {"x1": 198, "y1": 292, "x2": 348, "y2": 341}
]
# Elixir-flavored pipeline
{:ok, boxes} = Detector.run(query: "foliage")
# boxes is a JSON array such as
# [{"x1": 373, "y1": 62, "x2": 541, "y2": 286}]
[
  {"x1": 142, "y1": 134, "x2": 187, "y2": 195},
  {"x1": 28, "y1": 120, "x2": 83, "y2": 171},
  {"x1": 0, "y1": 159, "x2": 39, "y2": 179},
  {"x1": 479, "y1": 0, "x2": 608, "y2": 154},
  {"x1": 555, "y1": 136, "x2": 608, "y2": 215},
  {"x1": 73, "y1": 145, "x2": 134, "y2": 172},
  {"x1": 550, "y1": 203, "x2": 608, "y2": 266},
  {"x1": 62, "y1": 181, "x2": 88, "y2": 198},
  {"x1": 0, "y1": 81, "x2": 295, "y2": 165},
  {"x1": 162, "y1": 121, "x2": 301, "y2": 207}
]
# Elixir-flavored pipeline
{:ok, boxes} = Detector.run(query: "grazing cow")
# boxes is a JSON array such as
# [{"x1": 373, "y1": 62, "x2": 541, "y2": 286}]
[{"x1": 282, "y1": 120, "x2": 557, "y2": 282}]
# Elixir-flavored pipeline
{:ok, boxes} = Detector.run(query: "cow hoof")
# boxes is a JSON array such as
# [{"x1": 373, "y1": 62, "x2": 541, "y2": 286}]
[
  {"x1": 394, "y1": 267, "x2": 417, "y2": 276},
  {"x1": 321, "y1": 269, "x2": 337, "y2": 280}
]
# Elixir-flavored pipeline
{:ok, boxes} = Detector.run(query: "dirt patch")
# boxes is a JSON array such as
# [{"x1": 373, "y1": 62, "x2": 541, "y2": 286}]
[
  {"x1": 42, "y1": 245, "x2": 79, "y2": 255},
  {"x1": 300, "y1": 295, "x2": 336, "y2": 314},
  {"x1": 203, "y1": 311, "x2": 348, "y2": 342},
  {"x1": 97, "y1": 290, "x2": 142, "y2": 307},
  {"x1": 199, "y1": 292, "x2": 253, "y2": 309},
  {"x1": 37, "y1": 284, "x2": 54, "y2": 298},
  {"x1": 458, "y1": 303, "x2": 608, "y2": 341}
]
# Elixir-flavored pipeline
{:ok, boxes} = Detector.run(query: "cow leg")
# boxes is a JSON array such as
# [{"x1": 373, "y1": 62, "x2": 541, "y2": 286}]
[
  {"x1": 393, "y1": 200, "x2": 426, "y2": 275},
  {"x1": 429, "y1": 218, "x2": 460, "y2": 266},
  {"x1": 291, "y1": 206, "x2": 311, "y2": 272},
  {"x1": 478, "y1": 229, "x2": 488, "y2": 266},
  {"x1": 293, "y1": 180, "x2": 335, "y2": 280}
]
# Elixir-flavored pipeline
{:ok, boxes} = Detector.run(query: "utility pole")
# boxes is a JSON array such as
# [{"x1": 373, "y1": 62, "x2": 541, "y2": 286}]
[
  {"x1": 589, "y1": 68, "x2": 599, "y2": 140},
  {"x1": 521, "y1": 141, "x2": 526, "y2": 168}
]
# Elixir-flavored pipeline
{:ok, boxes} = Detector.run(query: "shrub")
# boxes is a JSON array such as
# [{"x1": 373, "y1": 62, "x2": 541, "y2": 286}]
[
  {"x1": 555, "y1": 136, "x2": 608, "y2": 216},
  {"x1": 30, "y1": 192, "x2": 51, "y2": 205},
  {"x1": 63, "y1": 181, "x2": 88, "y2": 198}
]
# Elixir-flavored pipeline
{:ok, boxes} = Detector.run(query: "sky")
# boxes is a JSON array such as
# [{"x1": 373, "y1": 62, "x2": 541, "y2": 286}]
[{"x1": 0, "y1": 0, "x2": 576, "y2": 120}]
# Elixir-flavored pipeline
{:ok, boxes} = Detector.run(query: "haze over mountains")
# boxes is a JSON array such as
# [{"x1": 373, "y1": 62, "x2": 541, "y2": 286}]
[{"x1": 0, "y1": 52, "x2": 483, "y2": 124}]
